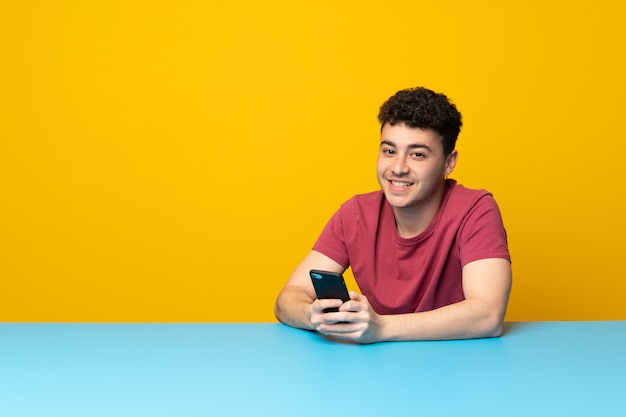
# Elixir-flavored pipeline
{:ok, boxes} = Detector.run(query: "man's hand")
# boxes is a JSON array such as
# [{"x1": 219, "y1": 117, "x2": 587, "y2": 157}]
[{"x1": 311, "y1": 292, "x2": 385, "y2": 344}]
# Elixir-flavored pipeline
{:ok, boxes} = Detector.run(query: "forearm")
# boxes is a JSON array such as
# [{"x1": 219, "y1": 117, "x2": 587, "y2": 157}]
[
  {"x1": 378, "y1": 258, "x2": 512, "y2": 342},
  {"x1": 274, "y1": 285, "x2": 315, "y2": 331},
  {"x1": 379, "y1": 298, "x2": 505, "y2": 342}
]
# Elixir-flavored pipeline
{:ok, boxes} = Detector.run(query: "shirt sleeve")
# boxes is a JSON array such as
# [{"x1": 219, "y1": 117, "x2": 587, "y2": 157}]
[
  {"x1": 312, "y1": 202, "x2": 351, "y2": 268},
  {"x1": 457, "y1": 194, "x2": 511, "y2": 266}
]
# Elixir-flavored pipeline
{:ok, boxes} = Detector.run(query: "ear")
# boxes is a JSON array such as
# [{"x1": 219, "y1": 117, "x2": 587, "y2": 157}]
[{"x1": 444, "y1": 150, "x2": 458, "y2": 177}]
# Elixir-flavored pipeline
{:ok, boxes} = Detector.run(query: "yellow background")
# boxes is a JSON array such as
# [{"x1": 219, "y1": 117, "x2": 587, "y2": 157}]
[{"x1": 1, "y1": 1, "x2": 624, "y2": 321}]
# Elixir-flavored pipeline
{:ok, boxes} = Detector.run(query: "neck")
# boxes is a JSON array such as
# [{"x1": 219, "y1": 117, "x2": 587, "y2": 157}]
[{"x1": 393, "y1": 182, "x2": 446, "y2": 238}]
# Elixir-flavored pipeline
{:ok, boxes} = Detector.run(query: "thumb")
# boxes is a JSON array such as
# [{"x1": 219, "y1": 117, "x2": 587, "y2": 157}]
[{"x1": 349, "y1": 291, "x2": 366, "y2": 302}]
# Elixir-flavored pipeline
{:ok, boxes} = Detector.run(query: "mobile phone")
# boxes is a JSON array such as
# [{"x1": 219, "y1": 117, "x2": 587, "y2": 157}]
[{"x1": 309, "y1": 269, "x2": 350, "y2": 312}]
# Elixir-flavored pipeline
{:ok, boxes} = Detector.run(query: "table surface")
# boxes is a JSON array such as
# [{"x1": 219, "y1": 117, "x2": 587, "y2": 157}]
[{"x1": 1, "y1": 322, "x2": 625, "y2": 417}]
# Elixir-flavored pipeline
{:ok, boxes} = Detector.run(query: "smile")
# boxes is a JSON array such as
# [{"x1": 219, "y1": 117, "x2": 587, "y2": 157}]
[{"x1": 389, "y1": 180, "x2": 413, "y2": 188}]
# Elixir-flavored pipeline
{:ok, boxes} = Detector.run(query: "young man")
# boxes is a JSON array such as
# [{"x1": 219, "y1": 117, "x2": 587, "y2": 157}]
[{"x1": 274, "y1": 87, "x2": 512, "y2": 343}]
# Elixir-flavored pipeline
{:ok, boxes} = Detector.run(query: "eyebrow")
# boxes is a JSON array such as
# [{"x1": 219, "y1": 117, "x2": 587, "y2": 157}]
[{"x1": 380, "y1": 140, "x2": 433, "y2": 153}]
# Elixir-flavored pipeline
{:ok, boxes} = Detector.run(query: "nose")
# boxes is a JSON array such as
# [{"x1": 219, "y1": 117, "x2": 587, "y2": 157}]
[{"x1": 391, "y1": 156, "x2": 409, "y2": 176}]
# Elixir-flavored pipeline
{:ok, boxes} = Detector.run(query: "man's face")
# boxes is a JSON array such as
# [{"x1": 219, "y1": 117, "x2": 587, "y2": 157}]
[{"x1": 376, "y1": 123, "x2": 457, "y2": 212}]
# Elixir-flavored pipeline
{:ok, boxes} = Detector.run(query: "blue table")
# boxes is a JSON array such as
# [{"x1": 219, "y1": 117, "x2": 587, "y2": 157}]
[{"x1": 1, "y1": 322, "x2": 624, "y2": 416}]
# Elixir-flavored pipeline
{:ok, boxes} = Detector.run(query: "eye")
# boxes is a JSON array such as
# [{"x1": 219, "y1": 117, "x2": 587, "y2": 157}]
[
  {"x1": 382, "y1": 148, "x2": 395, "y2": 156},
  {"x1": 411, "y1": 151, "x2": 426, "y2": 159}
]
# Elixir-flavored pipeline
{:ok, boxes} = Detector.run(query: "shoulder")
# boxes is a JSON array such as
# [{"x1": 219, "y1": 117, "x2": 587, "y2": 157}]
[
  {"x1": 445, "y1": 181, "x2": 510, "y2": 262},
  {"x1": 339, "y1": 190, "x2": 385, "y2": 213},
  {"x1": 329, "y1": 190, "x2": 388, "y2": 232},
  {"x1": 445, "y1": 180, "x2": 500, "y2": 214},
  {"x1": 447, "y1": 180, "x2": 493, "y2": 202},
  {"x1": 439, "y1": 180, "x2": 506, "y2": 232}
]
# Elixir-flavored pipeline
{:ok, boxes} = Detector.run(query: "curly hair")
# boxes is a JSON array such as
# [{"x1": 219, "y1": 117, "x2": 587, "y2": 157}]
[{"x1": 378, "y1": 87, "x2": 463, "y2": 157}]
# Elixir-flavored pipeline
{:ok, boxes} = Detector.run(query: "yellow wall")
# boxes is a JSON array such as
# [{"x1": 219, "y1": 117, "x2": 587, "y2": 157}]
[{"x1": 1, "y1": 1, "x2": 624, "y2": 321}]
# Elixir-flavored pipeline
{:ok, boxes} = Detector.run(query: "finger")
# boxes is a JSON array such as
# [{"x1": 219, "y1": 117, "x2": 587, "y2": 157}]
[
  {"x1": 349, "y1": 291, "x2": 369, "y2": 303},
  {"x1": 339, "y1": 298, "x2": 370, "y2": 313},
  {"x1": 321, "y1": 310, "x2": 352, "y2": 324},
  {"x1": 324, "y1": 309, "x2": 370, "y2": 325},
  {"x1": 319, "y1": 321, "x2": 357, "y2": 333},
  {"x1": 315, "y1": 298, "x2": 343, "y2": 312},
  {"x1": 320, "y1": 322, "x2": 366, "y2": 337}
]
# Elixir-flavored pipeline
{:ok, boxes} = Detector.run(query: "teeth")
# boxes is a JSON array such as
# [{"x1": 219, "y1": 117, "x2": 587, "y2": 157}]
[{"x1": 391, "y1": 181, "x2": 412, "y2": 187}]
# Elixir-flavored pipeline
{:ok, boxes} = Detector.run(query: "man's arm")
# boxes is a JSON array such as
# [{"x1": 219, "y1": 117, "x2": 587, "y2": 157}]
[
  {"x1": 317, "y1": 257, "x2": 512, "y2": 343},
  {"x1": 380, "y1": 257, "x2": 512, "y2": 341},
  {"x1": 274, "y1": 250, "x2": 346, "y2": 330}
]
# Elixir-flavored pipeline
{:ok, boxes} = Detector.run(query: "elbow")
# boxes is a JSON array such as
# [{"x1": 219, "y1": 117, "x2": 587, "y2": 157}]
[
  {"x1": 471, "y1": 306, "x2": 506, "y2": 339},
  {"x1": 482, "y1": 312, "x2": 506, "y2": 338},
  {"x1": 274, "y1": 295, "x2": 286, "y2": 324},
  {"x1": 489, "y1": 322, "x2": 504, "y2": 338},
  {"x1": 473, "y1": 298, "x2": 509, "y2": 339}
]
